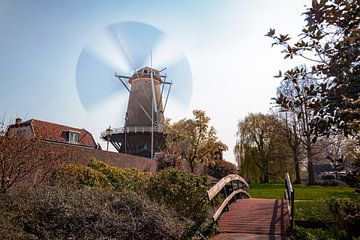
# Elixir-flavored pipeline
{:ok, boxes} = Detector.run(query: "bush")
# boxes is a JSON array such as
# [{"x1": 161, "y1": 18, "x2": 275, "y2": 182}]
[
  {"x1": 1, "y1": 186, "x2": 188, "y2": 240},
  {"x1": 87, "y1": 159, "x2": 146, "y2": 192},
  {"x1": 20, "y1": 160, "x2": 214, "y2": 238},
  {"x1": 327, "y1": 198, "x2": 360, "y2": 238},
  {"x1": 147, "y1": 169, "x2": 210, "y2": 223},
  {"x1": 291, "y1": 226, "x2": 345, "y2": 240},
  {"x1": 51, "y1": 163, "x2": 111, "y2": 188},
  {"x1": 205, "y1": 159, "x2": 237, "y2": 179},
  {"x1": 314, "y1": 180, "x2": 341, "y2": 186},
  {"x1": 157, "y1": 153, "x2": 181, "y2": 171}
]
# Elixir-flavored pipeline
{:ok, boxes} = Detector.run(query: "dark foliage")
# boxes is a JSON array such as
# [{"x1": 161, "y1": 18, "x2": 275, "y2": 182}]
[
  {"x1": 205, "y1": 159, "x2": 237, "y2": 179},
  {"x1": 327, "y1": 198, "x2": 360, "y2": 238},
  {"x1": 1, "y1": 186, "x2": 187, "y2": 240}
]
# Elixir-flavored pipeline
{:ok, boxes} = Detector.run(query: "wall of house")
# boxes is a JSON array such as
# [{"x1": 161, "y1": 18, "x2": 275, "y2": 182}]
[{"x1": 7, "y1": 125, "x2": 33, "y2": 139}]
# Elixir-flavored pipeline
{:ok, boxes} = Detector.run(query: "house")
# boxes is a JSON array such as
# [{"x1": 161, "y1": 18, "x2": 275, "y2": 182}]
[{"x1": 7, "y1": 118, "x2": 98, "y2": 148}]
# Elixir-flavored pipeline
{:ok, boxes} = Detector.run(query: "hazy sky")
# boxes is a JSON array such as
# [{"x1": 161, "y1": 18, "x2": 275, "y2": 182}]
[{"x1": 0, "y1": 0, "x2": 310, "y2": 163}]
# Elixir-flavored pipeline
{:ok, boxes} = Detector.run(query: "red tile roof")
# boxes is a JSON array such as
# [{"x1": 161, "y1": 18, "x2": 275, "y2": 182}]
[{"x1": 9, "y1": 119, "x2": 97, "y2": 148}]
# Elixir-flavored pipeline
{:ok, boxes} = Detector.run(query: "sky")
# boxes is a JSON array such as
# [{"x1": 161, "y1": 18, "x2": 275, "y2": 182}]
[{"x1": 0, "y1": 0, "x2": 310, "y2": 164}]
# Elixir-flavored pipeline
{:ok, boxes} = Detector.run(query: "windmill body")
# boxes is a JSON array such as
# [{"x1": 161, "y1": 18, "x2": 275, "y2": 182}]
[
  {"x1": 126, "y1": 67, "x2": 164, "y2": 127},
  {"x1": 102, "y1": 67, "x2": 166, "y2": 158}
]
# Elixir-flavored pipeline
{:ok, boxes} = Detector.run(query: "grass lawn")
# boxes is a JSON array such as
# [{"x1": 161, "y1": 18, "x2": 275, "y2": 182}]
[
  {"x1": 248, "y1": 183, "x2": 359, "y2": 221},
  {"x1": 249, "y1": 183, "x2": 358, "y2": 200}
]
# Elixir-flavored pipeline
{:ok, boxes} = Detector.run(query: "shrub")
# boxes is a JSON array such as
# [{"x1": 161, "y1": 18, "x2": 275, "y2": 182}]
[
  {"x1": 87, "y1": 159, "x2": 146, "y2": 192},
  {"x1": 205, "y1": 159, "x2": 237, "y2": 179},
  {"x1": 157, "y1": 153, "x2": 181, "y2": 171},
  {"x1": 147, "y1": 169, "x2": 210, "y2": 222},
  {"x1": 2, "y1": 186, "x2": 188, "y2": 240},
  {"x1": 314, "y1": 180, "x2": 341, "y2": 186},
  {"x1": 51, "y1": 163, "x2": 111, "y2": 188},
  {"x1": 291, "y1": 226, "x2": 345, "y2": 240},
  {"x1": 327, "y1": 198, "x2": 360, "y2": 238}
]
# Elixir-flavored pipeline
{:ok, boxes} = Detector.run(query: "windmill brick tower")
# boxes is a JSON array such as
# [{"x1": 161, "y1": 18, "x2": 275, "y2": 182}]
[{"x1": 102, "y1": 67, "x2": 168, "y2": 158}]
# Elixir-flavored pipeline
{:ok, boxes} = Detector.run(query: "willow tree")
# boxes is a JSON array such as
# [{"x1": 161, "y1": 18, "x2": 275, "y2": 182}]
[
  {"x1": 165, "y1": 110, "x2": 227, "y2": 172},
  {"x1": 236, "y1": 113, "x2": 292, "y2": 183}
]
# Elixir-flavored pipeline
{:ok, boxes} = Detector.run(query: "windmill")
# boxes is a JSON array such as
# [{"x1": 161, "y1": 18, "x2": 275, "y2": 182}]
[
  {"x1": 102, "y1": 65, "x2": 172, "y2": 158},
  {"x1": 75, "y1": 21, "x2": 193, "y2": 158}
]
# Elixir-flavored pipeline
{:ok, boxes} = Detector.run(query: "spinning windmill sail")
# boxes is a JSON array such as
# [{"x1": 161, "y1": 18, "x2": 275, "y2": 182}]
[{"x1": 75, "y1": 21, "x2": 193, "y2": 158}]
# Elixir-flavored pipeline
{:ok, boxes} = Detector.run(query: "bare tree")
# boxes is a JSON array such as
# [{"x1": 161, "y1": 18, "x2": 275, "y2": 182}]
[
  {"x1": 0, "y1": 134, "x2": 60, "y2": 194},
  {"x1": 275, "y1": 112, "x2": 303, "y2": 184},
  {"x1": 276, "y1": 72, "x2": 320, "y2": 184}
]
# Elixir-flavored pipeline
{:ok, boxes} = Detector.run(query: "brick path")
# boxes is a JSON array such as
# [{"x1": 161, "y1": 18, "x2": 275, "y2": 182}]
[{"x1": 215, "y1": 198, "x2": 290, "y2": 239}]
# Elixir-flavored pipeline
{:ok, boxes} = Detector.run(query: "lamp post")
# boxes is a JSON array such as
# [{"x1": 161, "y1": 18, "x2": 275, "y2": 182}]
[
  {"x1": 105, "y1": 126, "x2": 113, "y2": 151},
  {"x1": 125, "y1": 114, "x2": 128, "y2": 154}
]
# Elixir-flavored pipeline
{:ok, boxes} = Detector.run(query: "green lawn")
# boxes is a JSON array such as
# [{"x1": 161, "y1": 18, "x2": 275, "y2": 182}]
[
  {"x1": 248, "y1": 183, "x2": 359, "y2": 221},
  {"x1": 249, "y1": 183, "x2": 358, "y2": 200}
]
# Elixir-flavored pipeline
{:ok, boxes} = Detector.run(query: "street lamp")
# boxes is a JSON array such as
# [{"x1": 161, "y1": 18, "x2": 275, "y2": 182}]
[
  {"x1": 125, "y1": 113, "x2": 128, "y2": 154},
  {"x1": 105, "y1": 126, "x2": 113, "y2": 151}
]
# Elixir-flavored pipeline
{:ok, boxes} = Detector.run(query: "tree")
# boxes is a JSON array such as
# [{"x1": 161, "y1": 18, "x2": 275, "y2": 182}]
[
  {"x1": 275, "y1": 111, "x2": 303, "y2": 184},
  {"x1": 275, "y1": 75, "x2": 320, "y2": 184},
  {"x1": 236, "y1": 113, "x2": 292, "y2": 183},
  {"x1": 164, "y1": 110, "x2": 227, "y2": 172},
  {"x1": 0, "y1": 134, "x2": 59, "y2": 194},
  {"x1": 267, "y1": 0, "x2": 360, "y2": 140}
]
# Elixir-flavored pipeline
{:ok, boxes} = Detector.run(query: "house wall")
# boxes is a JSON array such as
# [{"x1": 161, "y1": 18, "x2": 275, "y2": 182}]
[{"x1": 7, "y1": 125, "x2": 33, "y2": 139}]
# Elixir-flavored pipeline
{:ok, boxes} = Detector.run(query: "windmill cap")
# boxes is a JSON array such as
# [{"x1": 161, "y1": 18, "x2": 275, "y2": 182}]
[{"x1": 129, "y1": 66, "x2": 162, "y2": 84}]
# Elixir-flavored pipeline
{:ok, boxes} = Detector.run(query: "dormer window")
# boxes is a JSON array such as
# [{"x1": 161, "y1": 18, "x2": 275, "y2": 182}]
[{"x1": 68, "y1": 131, "x2": 79, "y2": 143}]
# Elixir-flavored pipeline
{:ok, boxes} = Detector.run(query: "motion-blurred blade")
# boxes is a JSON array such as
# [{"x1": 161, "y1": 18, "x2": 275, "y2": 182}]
[
  {"x1": 164, "y1": 55, "x2": 193, "y2": 110},
  {"x1": 86, "y1": 28, "x2": 131, "y2": 73},
  {"x1": 152, "y1": 36, "x2": 186, "y2": 68},
  {"x1": 165, "y1": 97, "x2": 191, "y2": 121},
  {"x1": 88, "y1": 92, "x2": 128, "y2": 126},
  {"x1": 76, "y1": 48, "x2": 125, "y2": 112},
  {"x1": 107, "y1": 22, "x2": 165, "y2": 69}
]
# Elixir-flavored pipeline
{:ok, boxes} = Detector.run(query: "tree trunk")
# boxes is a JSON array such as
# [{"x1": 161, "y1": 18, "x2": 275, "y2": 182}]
[
  {"x1": 306, "y1": 141, "x2": 315, "y2": 185},
  {"x1": 294, "y1": 152, "x2": 302, "y2": 184},
  {"x1": 263, "y1": 174, "x2": 269, "y2": 183},
  {"x1": 308, "y1": 159, "x2": 315, "y2": 185},
  {"x1": 260, "y1": 154, "x2": 269, "y2": 183},
  {"x1": 189, "y1": 160, "x2": 195, "y2": 173}
]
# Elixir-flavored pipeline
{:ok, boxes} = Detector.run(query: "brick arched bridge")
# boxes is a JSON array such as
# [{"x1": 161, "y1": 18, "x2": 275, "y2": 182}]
[{"x1": 208, "y1": 174, "x2": 294, "y2": 240}]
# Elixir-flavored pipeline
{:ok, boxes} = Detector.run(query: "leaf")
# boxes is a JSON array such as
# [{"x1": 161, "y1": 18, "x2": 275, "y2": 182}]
[
  {"x1": 312, "y1": 0, "x2": 318, "y2": 10},
  {"x1": 274, "y1": 70, "x2": 282, "y2": 78},
  {"x1": 279, "y1": 34, "x2": 291, "y2": 42},
  {"x1": 265, "y1": 28, "x2": 276, "y2": 37}
]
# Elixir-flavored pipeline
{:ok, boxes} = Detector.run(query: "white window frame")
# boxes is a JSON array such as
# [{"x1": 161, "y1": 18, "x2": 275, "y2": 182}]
[{"x1": 68, "y1": 131, "x2": 80, "y2": 143}]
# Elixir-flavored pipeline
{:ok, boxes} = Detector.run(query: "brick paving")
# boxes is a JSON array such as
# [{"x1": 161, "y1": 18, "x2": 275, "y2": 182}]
[
  {"x1": 216, "y1": 198, "x2": 289, "y2": 239},
  {"x1": 212, "y1": 233, "x2": 284, "y2": 240}
]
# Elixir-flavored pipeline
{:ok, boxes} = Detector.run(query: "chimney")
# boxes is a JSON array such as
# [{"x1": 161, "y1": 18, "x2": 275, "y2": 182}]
[{"x1": 15, "y1": 118, "x2": 22, "y2": 125}]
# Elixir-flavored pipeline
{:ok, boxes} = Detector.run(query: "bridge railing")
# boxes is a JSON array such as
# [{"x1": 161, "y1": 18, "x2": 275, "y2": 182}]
[
  {"x1": 207, "y1": 174, "x2": 250, "y2": 221},
  {"x1": 284, "y1": 173, "x2": 295, "y2": 228}
]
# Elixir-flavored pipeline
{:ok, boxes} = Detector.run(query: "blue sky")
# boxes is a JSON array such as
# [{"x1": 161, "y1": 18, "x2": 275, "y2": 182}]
[{"x1": 0, "y1": 0, "x2": 309, "y2": 163}]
